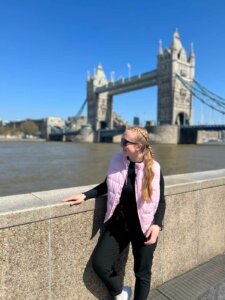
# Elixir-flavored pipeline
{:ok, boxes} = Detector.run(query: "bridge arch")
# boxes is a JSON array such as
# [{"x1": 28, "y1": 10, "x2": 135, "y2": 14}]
[{"x1": 175, "y1": 112, "x2": 190, "y2": 125}]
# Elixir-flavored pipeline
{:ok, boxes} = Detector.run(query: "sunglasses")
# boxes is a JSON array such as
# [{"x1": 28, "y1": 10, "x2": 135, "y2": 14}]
[{"x1": 120, "y1": 138, "x2": 137, "y2": 147}]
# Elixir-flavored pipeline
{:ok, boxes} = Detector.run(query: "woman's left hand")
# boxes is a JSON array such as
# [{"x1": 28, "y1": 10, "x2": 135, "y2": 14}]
[{"x1": 144, "y1": 225, "x2": 160, "y2": 245}]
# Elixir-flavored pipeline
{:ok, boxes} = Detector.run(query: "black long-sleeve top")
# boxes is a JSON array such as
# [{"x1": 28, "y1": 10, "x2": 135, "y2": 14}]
[{"x1": 84, "y1": 161, "x2": 166, "y2": 230}]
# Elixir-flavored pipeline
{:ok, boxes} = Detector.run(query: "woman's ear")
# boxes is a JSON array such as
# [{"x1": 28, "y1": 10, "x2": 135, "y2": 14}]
[{"x1": 136, "y1": 143, "x2": 144, "y2": 152}]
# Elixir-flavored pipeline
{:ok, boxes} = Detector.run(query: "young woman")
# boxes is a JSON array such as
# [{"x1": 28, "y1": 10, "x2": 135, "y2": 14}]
[{"x1": 63, "y1": 126, "x2": 166, "y2": 300}]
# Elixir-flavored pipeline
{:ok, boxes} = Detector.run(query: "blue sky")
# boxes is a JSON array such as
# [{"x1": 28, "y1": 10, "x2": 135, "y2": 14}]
[{"x1": 1, "y1": 0, "x2": 225, "y2": 125}]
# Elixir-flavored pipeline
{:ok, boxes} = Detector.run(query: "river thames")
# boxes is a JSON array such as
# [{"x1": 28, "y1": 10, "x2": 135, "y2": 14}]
[{"x1": 0, "y1": 140, "x2": 225, "y2": 197}]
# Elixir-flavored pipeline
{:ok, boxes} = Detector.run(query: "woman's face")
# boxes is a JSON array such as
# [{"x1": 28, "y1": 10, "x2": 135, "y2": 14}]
[{"x1": 121, "y1": 130, "x2": 141, "y2": 158}]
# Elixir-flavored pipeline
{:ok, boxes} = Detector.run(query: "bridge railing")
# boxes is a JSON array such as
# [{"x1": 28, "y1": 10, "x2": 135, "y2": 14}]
[{"x1": 180, "y1": 124, "x2": 225, "y2": 130}]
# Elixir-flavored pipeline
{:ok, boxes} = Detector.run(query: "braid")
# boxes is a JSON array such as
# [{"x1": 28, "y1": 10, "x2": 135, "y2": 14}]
[{"x1": 127, "y1": 126, "x2": 154, "y2": 201}]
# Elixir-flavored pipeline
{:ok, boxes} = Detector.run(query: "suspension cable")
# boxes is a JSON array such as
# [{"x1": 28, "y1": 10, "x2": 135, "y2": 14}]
[{"x1": 176, "y1": 74, "x2": 225, "y2": 115}]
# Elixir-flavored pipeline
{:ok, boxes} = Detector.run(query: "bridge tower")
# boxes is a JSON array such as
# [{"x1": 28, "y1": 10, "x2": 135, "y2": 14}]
[
  {"x1": 87, "y1": 64, "x2": 113, "y2": 130},
  {"x1": 157, "y1": 31, "x2": 195, "y2": 125}
]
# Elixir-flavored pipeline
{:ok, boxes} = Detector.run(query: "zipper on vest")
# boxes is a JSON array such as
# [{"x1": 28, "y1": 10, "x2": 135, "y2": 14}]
[
  {"x1": 125, "y1": 164, "x2": 129, "y2": 185},
  {"x1": 125, "y1": 158, "x2": 129, "y2": 185}
]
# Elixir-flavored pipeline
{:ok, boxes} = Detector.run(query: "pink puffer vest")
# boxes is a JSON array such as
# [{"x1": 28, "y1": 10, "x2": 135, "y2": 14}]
[{"x1": 105, "y1": 152, "x2": 160, "y2": 234}]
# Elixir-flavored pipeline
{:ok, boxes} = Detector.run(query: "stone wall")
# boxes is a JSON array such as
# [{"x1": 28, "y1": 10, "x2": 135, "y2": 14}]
[
  {"x1": 1, "y1": 169, "x2": 225, "y2": 299},
  {"x1": 148, "y1": 125, "x2": 179, "y2": 144},
  {"x1": 196, "y1": 130, "x2": 222, "y2": 144}
]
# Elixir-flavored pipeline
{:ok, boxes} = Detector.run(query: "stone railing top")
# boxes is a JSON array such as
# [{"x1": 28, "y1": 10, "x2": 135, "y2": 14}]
[{"x1": 0, "y1": 169, "x2": 225, "y2": 229}]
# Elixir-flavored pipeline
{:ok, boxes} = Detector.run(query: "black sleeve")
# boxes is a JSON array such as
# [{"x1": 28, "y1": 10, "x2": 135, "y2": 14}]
[
  {"x1": 83, "y1": 177, "x2": 107, "y2": 200},
  {"x1": 154, "y1": 170, "x2": 166, "y2": 229}
]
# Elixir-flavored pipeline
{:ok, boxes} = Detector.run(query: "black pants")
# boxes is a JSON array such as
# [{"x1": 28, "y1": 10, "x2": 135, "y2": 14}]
[{"x1": 92, "y1": 221, "x2": 157, "y2": 300}]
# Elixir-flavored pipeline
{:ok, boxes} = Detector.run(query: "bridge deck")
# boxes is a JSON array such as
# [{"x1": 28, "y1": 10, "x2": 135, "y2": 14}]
[{"x1": 95, "y1": 70, "x2": 157, "y2": 95}]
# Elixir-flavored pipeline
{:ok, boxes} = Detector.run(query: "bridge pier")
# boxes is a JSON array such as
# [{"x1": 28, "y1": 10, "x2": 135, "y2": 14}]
[{"x1": 147, "y1": 125, "x2": 180, "y2": 144}]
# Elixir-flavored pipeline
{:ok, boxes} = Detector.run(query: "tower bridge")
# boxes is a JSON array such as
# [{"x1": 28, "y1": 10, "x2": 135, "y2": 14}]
[
  {"x1": 49, "y1": 31, "x2": 225, "y2": 143},
  {"x1": 87, "y1": 31, "x2": 195, "y2": 132}
]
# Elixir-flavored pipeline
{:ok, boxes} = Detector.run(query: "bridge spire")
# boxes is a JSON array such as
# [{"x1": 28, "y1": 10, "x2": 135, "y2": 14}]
[
  {"x1": 93, "y1": 64, "x2": 107, "y2": 84},
  {"x1": 171, "y1": 30, "x2": 182, "y2": 51},
  {"x1": 87, "y1": 70, "x2": 90, "y2": 81},
  {"x1": 188, "y1": 43, "x2": 195, "y2": 60},
  {"x1": 158, "y1": 39, "x2": 163, "y2": 56},
  {"x1": 188, "y1": 42, "x2": 195, "y2": 73}
]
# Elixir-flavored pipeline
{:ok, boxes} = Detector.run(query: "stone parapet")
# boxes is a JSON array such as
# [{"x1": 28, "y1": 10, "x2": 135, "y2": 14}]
[
  {"x1": 148, "y1": 125, "x2": 179, "y2": 144},
  {"x1": 1, "y1": 170, "x2": 225, "y2": 299}
]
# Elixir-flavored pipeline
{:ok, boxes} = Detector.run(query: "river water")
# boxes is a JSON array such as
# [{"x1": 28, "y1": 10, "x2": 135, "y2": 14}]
[{"x1": 0, "y1": 141, "x2": 225, "y2": 197}]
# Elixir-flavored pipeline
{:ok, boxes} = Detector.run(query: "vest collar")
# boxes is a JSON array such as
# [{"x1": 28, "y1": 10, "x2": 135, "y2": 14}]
[{"x1": 122, "y1": 153, "x2": 145, "y2": 170}]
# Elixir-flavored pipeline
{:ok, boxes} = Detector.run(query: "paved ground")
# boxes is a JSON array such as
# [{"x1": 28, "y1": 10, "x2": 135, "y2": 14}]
[
  {"x1": 148, "y1": 254, "x2": 225, "y2": 300},
  {"x1": 199, "y1": 280, "x2": 225, "y2": 300}
]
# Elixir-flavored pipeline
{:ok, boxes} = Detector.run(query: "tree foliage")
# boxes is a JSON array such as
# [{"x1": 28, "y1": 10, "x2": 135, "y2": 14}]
[
  {"x1": 0, "y1": 126, "x2": 20, "y2": 136},
  {"x1": 20, "y1": 121, "x2": 38, "y2": 135}
]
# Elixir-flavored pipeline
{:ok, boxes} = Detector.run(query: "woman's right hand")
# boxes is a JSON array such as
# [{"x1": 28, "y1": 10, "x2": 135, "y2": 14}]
[{"x1": 63, "y1": 194, "x2": 86, "y2": 206}]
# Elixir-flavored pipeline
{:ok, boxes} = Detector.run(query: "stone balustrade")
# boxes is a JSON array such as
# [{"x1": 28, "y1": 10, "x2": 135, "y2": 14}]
[{"x1": 1, "y1": 169, "x2": 225, "y2": 299}]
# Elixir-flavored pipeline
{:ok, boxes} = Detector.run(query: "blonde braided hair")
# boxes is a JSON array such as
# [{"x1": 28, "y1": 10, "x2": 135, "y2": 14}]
[{"x1": 127, "y1": 126, "x2": 154, "y2": 201}]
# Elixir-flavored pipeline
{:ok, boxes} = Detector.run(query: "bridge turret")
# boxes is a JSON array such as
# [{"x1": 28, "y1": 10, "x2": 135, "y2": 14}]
[
  {"x1": 170, "y1": 30, "x2": 182, "y2": 59},
  {"x1": 158, "y1": 40, "x2": 163, "y2": 57},
  {"x1": 188, "y1": 43, "x2": 195, "y2": 61},
  {"x1": 157, "y1": 31, "x2": 195, "y2": 126},
  {"x1": 87, "y1": 64, "x2": 112, "y2": 132},
  {"x1": 188, "y1": 43, "x2": 195, "y2": 66},
  {"x1": 188, "y1": 43, "x2": 195, "y2": 79},
  {"x1": 179, "y1": 48, "x2": 187, "y2": 62},
  {"x1": 170, "y1": 30, "x2": 188, "y2": 63},
  {"x1": 93, "y1": 64, "x2": 108, "y2": 88}
]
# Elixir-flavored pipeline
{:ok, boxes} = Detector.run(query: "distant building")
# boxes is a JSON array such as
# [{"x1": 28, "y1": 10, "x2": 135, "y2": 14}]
[
  {"x1": 133, "y1": 117, "x2": 140, "y2": 126},
  {"x1": 113, "y1": 112, "x2": 127, "y2": 129},
  {"x1": 46, "y1": 116, "x2": 65, "y2": 138},
  {"x1": 66, "y1": 115, "x2": 87, "y2": 130},
  {"x1": 7, "y1": 116, "x2": 65, "y2": 139},
  {"x1": 7, "y1": 118, "x2": 47, "y2": 137},
  {"x1": 145, "y1": 120, "x2": 156, "y2": 127}
]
